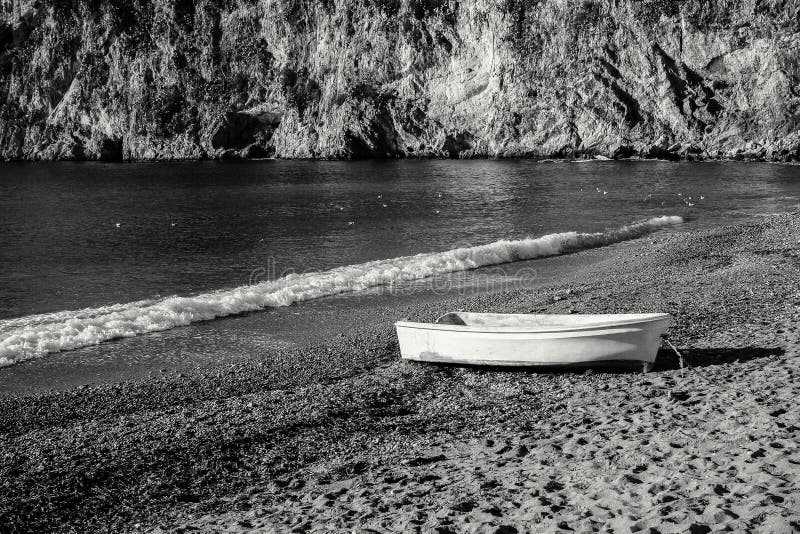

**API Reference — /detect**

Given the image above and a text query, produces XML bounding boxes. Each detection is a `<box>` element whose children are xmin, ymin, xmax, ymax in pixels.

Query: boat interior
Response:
<box><xmin>435</xmin><ymin>312</ymin><xmax>670</xmax><ymax>329</ymax></box>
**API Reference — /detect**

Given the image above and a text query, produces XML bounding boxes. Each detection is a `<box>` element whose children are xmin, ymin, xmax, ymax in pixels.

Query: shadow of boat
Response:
<box><xmin>411</xmin><ymin>346</ymin><xmax>786</xmax><ymax>374</ymax></box>
<box><xmin>652</xmin><ymin>346</ymin><xmax>785</xmax><ymax>371</ymax></box>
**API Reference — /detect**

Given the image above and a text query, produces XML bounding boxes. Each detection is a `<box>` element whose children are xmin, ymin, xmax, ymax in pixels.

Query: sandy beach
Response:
<box><xmin>1</xmin><ymin>212</ymin><xmax>798</xmax><ymax>533</ymax></box>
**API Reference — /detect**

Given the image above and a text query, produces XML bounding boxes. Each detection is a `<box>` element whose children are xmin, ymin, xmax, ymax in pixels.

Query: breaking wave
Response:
<box><xmin>0</xmin><ymin>216</ymin><xmax>682</xmax><ymax>366</ymax></box>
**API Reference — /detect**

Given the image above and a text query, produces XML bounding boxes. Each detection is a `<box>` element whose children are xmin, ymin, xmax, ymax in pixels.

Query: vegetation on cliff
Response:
<box><xmin>1</xmin><ymin>0</ymin><xmax>798</xmax><ymax>160</ymax></box>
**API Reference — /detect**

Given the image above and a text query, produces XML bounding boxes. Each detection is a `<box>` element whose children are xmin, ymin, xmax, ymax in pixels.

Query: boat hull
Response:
<box><xmin>395</xmin><ymin>313</ymin><xmax>670</xmax><ymax>368</ymax></box>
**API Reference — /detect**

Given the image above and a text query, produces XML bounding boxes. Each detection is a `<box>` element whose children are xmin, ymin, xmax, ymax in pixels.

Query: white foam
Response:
<box><xmin>0</xmin><ymin>216</ymin><xmax>683</xmax><ymax>366</ymax></box>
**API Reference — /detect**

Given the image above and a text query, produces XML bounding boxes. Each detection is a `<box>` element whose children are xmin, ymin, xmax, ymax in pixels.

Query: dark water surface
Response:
<box><xmin>2</xmin><ymin>159</ymin><xmax>798</xmax><ymax>319</ymax></box>
<box><xmin>0</xmin><ymin>160</ymin><xmax>798</xmax><ymax>390</ymax></box>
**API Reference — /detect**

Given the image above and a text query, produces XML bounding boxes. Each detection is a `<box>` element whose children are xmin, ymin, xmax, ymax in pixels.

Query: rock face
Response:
<box><xmin>1</xmin><ymin>0</ymin><xmax>799</xmax><ymax>161</ymax></box>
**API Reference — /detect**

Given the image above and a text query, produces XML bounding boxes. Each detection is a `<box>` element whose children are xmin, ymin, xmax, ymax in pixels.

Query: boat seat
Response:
<box><xmin>435</xmin><ymin>312</ymin><xmax>467</xmax><ymax>326</ymax></box>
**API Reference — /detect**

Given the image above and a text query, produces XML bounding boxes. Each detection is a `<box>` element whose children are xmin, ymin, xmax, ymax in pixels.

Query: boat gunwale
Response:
<box><xmin>395</xmin><ymin>313</ymin><xmax>671</xmax><ymax>334</ymax></box>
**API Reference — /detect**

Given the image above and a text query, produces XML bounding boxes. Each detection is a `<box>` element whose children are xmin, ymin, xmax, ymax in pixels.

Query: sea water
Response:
<box><xmin>0</xmin><ymin>160</ymin><xmax>798</xmax><ymax>388</ymax></box>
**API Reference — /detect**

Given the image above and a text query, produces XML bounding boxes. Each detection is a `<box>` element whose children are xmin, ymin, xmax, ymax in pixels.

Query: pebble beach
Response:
<box><xmin>1</xmin><ymin>212</ymin><xmax>799</xmax><ymax>533</ymax></box>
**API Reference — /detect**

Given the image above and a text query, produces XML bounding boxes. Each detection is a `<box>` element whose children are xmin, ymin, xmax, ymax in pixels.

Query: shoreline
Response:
<box><xmin>2</xmin><ymin>155</ymin><xmax>800</xmax><ymax>165</ymax></box>
<box><xmin>1</xmin><ymin>212</ymin><xmax>798</xmax><ymax>532</ymax></box>
<box><xmin>0</xmin><ymin>237</ymin><xmax>625</xmax><ymax>394</ymax></box>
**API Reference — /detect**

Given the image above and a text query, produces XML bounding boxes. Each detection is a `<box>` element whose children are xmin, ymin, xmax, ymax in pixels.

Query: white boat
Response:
<box><xmin>395</xmin><ymin>312</ymin><xmax>671</xmax><ymax>372</ymax></box>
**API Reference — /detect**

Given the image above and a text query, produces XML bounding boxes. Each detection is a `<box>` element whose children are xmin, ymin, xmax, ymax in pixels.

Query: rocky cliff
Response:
<box><xmin>1</xmin><ymin>0</ymin><xmax>799</xmax><ymax>161</ymax></box>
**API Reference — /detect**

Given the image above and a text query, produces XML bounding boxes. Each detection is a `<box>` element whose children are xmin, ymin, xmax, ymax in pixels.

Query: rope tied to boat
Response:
<box><xmin>663</xmin><ymin>336</ymin><xmax>685</xmax><ymax>376</ymax></box>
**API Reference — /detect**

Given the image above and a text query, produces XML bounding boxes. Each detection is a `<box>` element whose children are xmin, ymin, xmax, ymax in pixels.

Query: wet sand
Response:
<box><xmin>1</xmin><ymin>212</ymin><xmax>798</xmax><ymax>533</ymax></box>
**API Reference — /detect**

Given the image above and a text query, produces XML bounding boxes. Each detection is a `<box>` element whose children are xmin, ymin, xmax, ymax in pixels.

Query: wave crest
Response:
<box><xmin>0</xmin><ymin>216</ymin><xmax>682</xmax><ymax>366</ymax></box>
